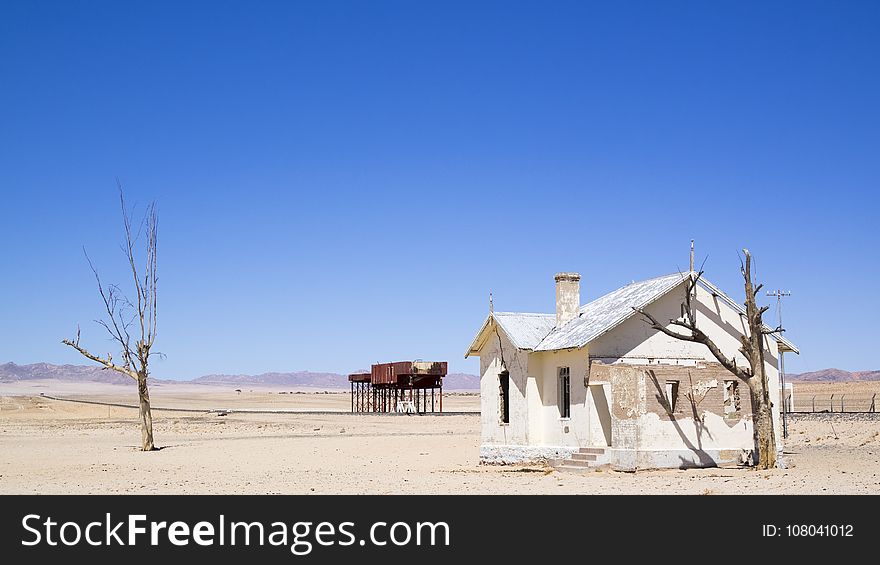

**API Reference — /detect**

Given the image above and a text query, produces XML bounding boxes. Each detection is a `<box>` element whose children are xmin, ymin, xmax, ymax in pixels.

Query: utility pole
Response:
<box><xmin>767</xmin><ymin>289</ymin><xmax>792</xmax><ymax>438</ymax></box>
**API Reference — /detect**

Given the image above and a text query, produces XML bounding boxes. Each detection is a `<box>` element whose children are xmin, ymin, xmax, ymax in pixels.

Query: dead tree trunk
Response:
<box><xmin>739</xmin><ymin>249</ymin><xmax>777</xmax><ymax>469</ymax></box>
<box><xmin>746</xmin><ymin>376</ymin><xmax>775</xmax><ymax>468</ymax></box>
<box><xmin>63</xmin><ymin>184</ymin><xmax>159</xmax><ymax>452</ymax></box>
<box><xmin>634</xmin><ymin>249</ymin><xmax>779</xmax><ymax>469</ymax></box>
<box><xmin>137</xmin><ymin>374</ymin><xmax>155</xmax><ymax>451</ymax></box>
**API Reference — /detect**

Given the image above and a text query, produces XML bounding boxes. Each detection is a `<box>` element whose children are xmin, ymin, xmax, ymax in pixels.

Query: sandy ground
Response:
<box><xmin>1</xmin><ymin>381</ymin><xmax>878</xmax><ymax>495</ymax></box>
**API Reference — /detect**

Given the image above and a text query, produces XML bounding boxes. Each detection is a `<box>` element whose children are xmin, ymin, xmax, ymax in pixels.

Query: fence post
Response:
<box><xmin>812</xmin><ymin>395</ymin><xmax>816</xmax><ymax>413</ymax></box>
<box><xmin>871</xmin><ymin>394</ymin><xmax>876</xmax><ymax>414</ymax></box>
<box><xmin>830</xmin><ymin>394</ymin><xmax>835</xmax><ymax>413</ymax></box>
<box><xmin>841</xmin><ymin>394</ymin><xmax>845</xmax><ymax>413</ymax></box>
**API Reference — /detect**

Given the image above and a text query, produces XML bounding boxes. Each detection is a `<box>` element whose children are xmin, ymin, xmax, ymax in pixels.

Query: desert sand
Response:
<box><xmin>1</xmin><ymin>380</ymin><xmax>878</xmax><ymax>495</ymax></box>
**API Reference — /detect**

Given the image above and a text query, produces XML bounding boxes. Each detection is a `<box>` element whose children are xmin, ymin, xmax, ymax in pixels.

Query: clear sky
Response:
<box><xmin>1</xmin><ymin>1</ymin><xmax>878</xmax><ymax>378</ymax></box>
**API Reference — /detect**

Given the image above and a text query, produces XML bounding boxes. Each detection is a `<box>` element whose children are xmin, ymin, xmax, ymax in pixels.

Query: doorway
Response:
<box><xmin>589</xmin><ymin>383</ymin><xmax>612</xmax><ymax>447</ymax></box>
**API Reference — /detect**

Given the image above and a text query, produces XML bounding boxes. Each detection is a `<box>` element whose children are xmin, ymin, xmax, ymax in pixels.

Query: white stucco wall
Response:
<box><xmin>479</xmin><ymin>322</ymin><xmax>530</xmax><ymax>447</ymax></box>
<box><xmin>527</xmin><ymin>348</ymin><xmax>591</xmax><ymax>448</ymax></box>
<box><xmin>635</xmin><ymin>412</ymin><xmax>754</xmax><ymax>451</ymax></box>
<box><xmin>589</xmin><ymin>280</ymin><xmax>783</xmax><ymax>450</ymax></box>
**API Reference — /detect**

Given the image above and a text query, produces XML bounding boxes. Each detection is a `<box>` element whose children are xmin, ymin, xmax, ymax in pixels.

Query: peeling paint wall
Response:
<box><xmin>601</xmin><ymin>362</ymin><xmax>644</xmax><ymax>451</ymax></box>
<box><xmin>590</xmin><ymin>281</ymin><xmax>783</xmax><ymax>450</ymax></box>
<box><xmin>480</xmin><ymin>445</ymin><xmax>577</xmax><ymax>465</ymax></box>
<box><xmin>594</xmin><ymin>361</ymin><xmax>755</xmax><ymax>468</ymax></box>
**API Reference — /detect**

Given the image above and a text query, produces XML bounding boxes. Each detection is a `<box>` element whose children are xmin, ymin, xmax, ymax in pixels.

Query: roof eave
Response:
<box><xmin>464</xmin><ymin>315</ymin><xmax>493</xmax><ymax>359</ymax></box>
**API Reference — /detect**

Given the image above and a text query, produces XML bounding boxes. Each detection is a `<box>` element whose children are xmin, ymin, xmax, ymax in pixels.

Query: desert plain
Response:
<box><xmin>1</xmin><ymin>379</ymin><xmax>878</xmax><ymax>495</ymax></box>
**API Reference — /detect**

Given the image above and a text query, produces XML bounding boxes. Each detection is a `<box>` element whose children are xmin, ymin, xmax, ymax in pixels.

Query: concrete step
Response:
<box><xmin>578</xmin><ymin>447</ymin><xmax>606</xmax><ymax>455</ymax></box>
<box><xmin>556</xmin><ymin>463</ymin><xmax>612</xmax><ymax>474</ymax></box>
<box><xmin>560</xmin><ymin>458</ymin><xmax>592</xmax><ymax>468</ymax></box>
<box><xmin>569</xmin><ymin>453</ymin><xmax>597</xmax><ymax>462</ymax></box>
<box><xmin>555</xmin><ymin>464</ymin><xmax>595</xmax><ymax>474</ymax></box>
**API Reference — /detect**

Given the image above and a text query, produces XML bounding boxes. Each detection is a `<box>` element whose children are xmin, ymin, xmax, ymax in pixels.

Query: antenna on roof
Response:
<box><xmin>489</xmin><ymin>292</ymin><xmax>494</xmax><ymax>314</ymax></box>
<box><xmin>689</xmin><ymin>239</ymin><xmax>695</xmax><ymax>272</ymax></box>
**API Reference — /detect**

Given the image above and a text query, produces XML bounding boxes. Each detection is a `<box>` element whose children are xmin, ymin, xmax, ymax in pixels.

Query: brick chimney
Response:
<box><xmin>554</xmin><ymin>272</ymin><xmax>580</xmax><ymax>327</ymax></box>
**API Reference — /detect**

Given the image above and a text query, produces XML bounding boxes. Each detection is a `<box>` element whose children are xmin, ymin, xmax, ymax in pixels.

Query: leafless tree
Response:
<box><xmin>634</xmin><ymin>250</ymin><xmax>779</xmax><ymax>469</ymax></box>
<box><xmin>62</xmin><ymin>186</ymin><xmax>158</xmax><ymax>451</ymax></box>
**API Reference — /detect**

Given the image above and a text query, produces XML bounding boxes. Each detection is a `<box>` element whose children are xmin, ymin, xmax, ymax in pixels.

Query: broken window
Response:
<box><xmin>724</xmin><ymin>380</ymin><xmax>741</xmax><ymax>416</ymax></box>
<box><xmin>499</xmin><ymin>371</ymin><xmax>510</xmax><ymax>424</ymax></box>
<box><xmin>665</xmin><ymin>381</ymin><xmax>679</xmax><ymax>413</ymax></box>
<box><xmin>558</xmin><ymin>367</ymin><xmax>571</xmax><ymax>418</ymax></box>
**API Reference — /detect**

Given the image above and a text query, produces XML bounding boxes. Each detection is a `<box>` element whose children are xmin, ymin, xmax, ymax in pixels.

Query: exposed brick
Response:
<box><xmin>590</xmin><ymin>360</ymin><xmax>752</xmax><ymax>425</ymax></box>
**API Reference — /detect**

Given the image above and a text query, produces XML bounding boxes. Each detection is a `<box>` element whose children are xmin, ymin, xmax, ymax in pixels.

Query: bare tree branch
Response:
<box><xmin>697</xmin><ymin>254</ymin><xmax>709</xmax><ymax>274</ymax></box>
<box><xmin>84</xmin><ymin>249</ymin><xmax>137</xmax><ymax>369</ymax></box>
<box><xmin>635</xmin><ymin>308</ymin><xmax>702</xmax><ymax>343</ymax></box>
<box><xmin>118</xmin><ymin>184</ymin><xmax>146</xmax><ymax>358</ymax></box>
<box><xmin>634</xmin><ymin>305</ymin><xmax>750</xmax><ymax>381</ymax></box>
<box><xmin>61</xmin><ymin>339</ymin><xmax>138</xmax><ymax>381</ymax></box>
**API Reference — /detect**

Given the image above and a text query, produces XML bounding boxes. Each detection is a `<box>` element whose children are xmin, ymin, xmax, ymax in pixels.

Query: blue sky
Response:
<box><xmin>1</xmin><ymin>1</ymin><xmax>878</xmax><ymax>378</ymax></box>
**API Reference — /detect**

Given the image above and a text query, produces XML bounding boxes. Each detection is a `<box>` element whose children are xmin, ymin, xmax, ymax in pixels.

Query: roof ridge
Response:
<box><xmin>613</xmin><ymin>270</ymin><xmax>687</xmax><ymax>289</ymax></box>
<box><xmin>579</xmin><ymin>271</ymin><xmax>686</xmax><ymax>311</ymax></box>
<box><xmin>494</xmin><ymin>311</ymin><xmax>553</xmax><ymax>317</ymax></box>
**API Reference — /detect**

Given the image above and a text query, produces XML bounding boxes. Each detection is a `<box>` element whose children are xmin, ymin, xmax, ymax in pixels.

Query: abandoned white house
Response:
<box><xmin>465</xmin><ymin>271</ymin><xmax>799</xmax><ymax>470</ymax></box>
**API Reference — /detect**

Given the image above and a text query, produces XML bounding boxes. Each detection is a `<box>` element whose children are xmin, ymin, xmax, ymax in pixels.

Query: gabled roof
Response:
<box><xmin>495</xmin><ymin>312</ymin><xmax>556</xmax><ymax>350</ymax></box>
<box><xmin>534</xmin><ymin>272</ymin><xmax>687</xmax><ymax>351</ymax></box>
<box><xmin>465</xmin><ymin>271</ymin><xmax>800</xmax><ymax>357</ymax></box>
<box><xmin>464</xmin><ymin>312</ymin><xmax>555</xmax><ymax>357</ymax></box>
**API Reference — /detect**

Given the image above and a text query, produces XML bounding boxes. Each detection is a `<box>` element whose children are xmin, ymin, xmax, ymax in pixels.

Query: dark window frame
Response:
<box><xmin>558</xmin><ymin>367</ymin><xmax>571</xmax><ymax>419</ymax></box>
<box><xmin>499</xmin><ymin>371</ymin><xmax>510</xmax><ymax>424</ymax></box>
<box><xmin>665</xmin><ymin>380</ymin><xmax>680</xmax><ymax>413</ymax></box>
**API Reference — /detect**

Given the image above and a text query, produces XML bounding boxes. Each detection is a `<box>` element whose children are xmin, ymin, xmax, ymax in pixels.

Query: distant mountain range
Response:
<box><xmin>0</xmin><ymin>362</ymin><xmax>481</xmax><ymax>390</ymax></box>
<box><xmin>786</xmin><ymin>369</ymin><xmax>880</xmax><ymax>382</ymax></box>
<box><xmin>0</xmin><ymin>362</ymin><xmax>135</xmax><ymax>385</ymax></box>
<box><xmin>193</xmin><ymin>371</ymin><xmax>349</xmax><ymax>388</ymax></box>
<box><xmin>8</xmin><ymin>362</ymin><xmax>874</xmax><ymax>388</ymax></box>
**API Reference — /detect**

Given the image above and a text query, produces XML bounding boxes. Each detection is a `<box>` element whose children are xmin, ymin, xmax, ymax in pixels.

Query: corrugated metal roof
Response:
<box><xmin>534</xmin><ymin>272</ymin><xmax>687</xmax><ymax>351</ymax></box>
<box><xmin>465</xmin><ymin>271</ymin><xmax>800</xmax><ymax>357</ymax></box>
<box><xmin>493</xmin><ymin>312</ymin><xmax>556</xmax><ymax>350</ymax></box>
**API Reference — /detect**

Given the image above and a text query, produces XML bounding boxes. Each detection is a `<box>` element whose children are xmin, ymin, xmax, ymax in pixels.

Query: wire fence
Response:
<box><xmin>788</xmin><ymin>392</ymin><xmax>878</xmax><ymax>413</ymax></box>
